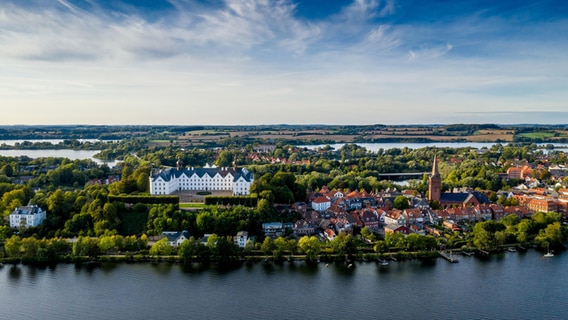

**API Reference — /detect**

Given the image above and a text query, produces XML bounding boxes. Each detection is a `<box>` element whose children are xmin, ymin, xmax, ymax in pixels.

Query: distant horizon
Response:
<box><xmin>1</xmin><ymin>120</ymin><xmax>568</xmax><ymax>127</ymax></box>
<box><xmin>1</xmin><ymin>0</ymin><xmax>567</xmax><ymax>125</ymax></box>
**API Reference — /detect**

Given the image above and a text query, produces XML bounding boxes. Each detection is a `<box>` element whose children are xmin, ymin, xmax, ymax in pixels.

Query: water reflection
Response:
<box><xmin>149</xmin><ymin>261</ymin><xmax>175</xmax><ymax>276</ymax></box>
<box><xmin>8</xmin><ymin>265</ymin><xmax>22</xmax><ymax>281</ymax></box>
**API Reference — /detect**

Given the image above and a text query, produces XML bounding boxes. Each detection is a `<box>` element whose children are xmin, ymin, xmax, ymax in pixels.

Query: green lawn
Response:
<box><xmin>180</xmin><ymin>203</ymin><xmax>207</xmax><ymax>208</ymax></box>
<box><xmin>516</xmin><ymin>132</ymin><xmax>555</xmax><ymax>139</ymax></box>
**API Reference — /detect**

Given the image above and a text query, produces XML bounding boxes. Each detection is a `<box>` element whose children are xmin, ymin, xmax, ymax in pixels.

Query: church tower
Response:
<box><xmin>428</xmin><ymin>154</ymin><xmax>441</xmax><ymax>202</ymax></box>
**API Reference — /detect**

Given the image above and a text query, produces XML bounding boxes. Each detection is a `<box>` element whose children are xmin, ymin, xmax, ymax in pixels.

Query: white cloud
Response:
<box><xmin>0</xmin><ymin>0</ymin><xmax>566</xmax><ymax>125</ymax></box>
<box><xmin>408</xmin><ymin>43</ymin><xmax>453</xmax><ymax>60</ymax></box>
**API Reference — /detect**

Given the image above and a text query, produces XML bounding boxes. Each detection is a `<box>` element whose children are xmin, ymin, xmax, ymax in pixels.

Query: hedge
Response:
<box><xmin>108</xmin><ymin>195</ymin><xmax>179</xmax><ymax>205</ymax></box>
<box><xmin>203</xmin><ymin>195</ymin><xmax>258</xmax><ymax>206</ymax></box>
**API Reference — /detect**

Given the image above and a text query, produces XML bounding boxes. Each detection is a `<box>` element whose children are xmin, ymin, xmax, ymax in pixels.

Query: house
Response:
<box><xmin>162</xmin><ymin>230</ymin><xmax>190</xmax><ymax>247</ymax></box>
<box><xmin>507</xmin><ymin>167</ymin><xmax>523</xmax><ymax>179</ymax></box>
<box><xmin>384</xmin><ymin>209</ymin><xmax>407</xmax><ymax>226</ymax></box>
<box><xmin>404</xmin><ymin>208</ymin><xmax>423</xmax><ymax>224</ymax></box>
<box><xmin>324</xmin><ymin>228</ymin><xmax>336</xmax><ymax>241</ymax></box>
<box><xmin>9</xmin><ymin>205</ymin><xmax>46</xmax><ymax>228</ymax></box>
<box><xmin>262</xmin><ymin>222</ymin><xmax>284</xmax><ymax>238</ymax></box>
<box><xmin>384</xmin><ymin>224</ymin><xmax>411</xmax><ymax>235</ymax></box>
<box><xmin>294</xmin><ymin>220</ymin><xmax>315</xmax><ymax>236</ymax></box>
<box><xmin>149</xmin><ymin>163</ymin><xmax>254</xmax><ymax>196</ymax></box>
<box><xmin>443</xmin><ymin>221</ymin><xmax>461</xmax><ymax>231</ymax></box>
<box><xmin>311</xmin><ymin>196</ymin><xmax>331</xmax><ymax>212</ymax></box>
<box><xmin>358</xmin><ymin>208</ymin><xmax>380</xmax><ymax>231</ymax></box>
<box><xmin>525</xmin><ymin>198</ymin><xmax>558</xmax><ymax>213</ymax></box>
<box><xmin>233</xmin><ymin>231</ymin><xmax>249</xmax><ymax>248</ymax></box>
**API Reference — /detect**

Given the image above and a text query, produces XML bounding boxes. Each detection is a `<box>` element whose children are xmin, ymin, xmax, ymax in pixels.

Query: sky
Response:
<box><xmin>1</xmin><ymin>0</ymin><xmax>567</xmax><ymax>126</ymax></box>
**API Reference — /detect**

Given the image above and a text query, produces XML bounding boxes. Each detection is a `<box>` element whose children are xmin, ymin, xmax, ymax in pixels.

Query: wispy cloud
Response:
<box><xmin>0</xmin><ymin>0</ymin><xmax>567</xmax><ymax>125</ymax></box>
<box><xmin>408</xmin><ymin>43</ymin><xmax>453</xmax><ymax>60</ymax></box>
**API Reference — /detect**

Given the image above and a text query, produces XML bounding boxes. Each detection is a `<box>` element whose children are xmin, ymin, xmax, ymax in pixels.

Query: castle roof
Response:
<box><xmin>150</xmin><ymin>167</ymin><xmax>253</xmax><ymax>183</ymax></box>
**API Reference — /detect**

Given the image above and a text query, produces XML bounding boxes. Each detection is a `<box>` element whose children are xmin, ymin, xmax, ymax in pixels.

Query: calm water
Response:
<box><xmin>0</xmin><ymin>250</ymin><xmax>565</xmax><ymax>320</ymax></box>
<box><xmin>298</xmin><ymin>142</ymin><xmax>568</xmax><ymax>153</ymax></box>
<box><xmin>0</xmin><ymin>139</ymin><xmax>102</xmax><ymax>146</ymax></box>
<box><xmin>0</xmin><ymin>149</ymin><xmax>118</xmax><ymax>166</ymax></box>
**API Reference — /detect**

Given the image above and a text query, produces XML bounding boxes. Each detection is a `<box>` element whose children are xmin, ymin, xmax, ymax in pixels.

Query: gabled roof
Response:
<box><xmin>312</xmin><ymin>196</ymin><xmax>331</xmax><ymax>204</ymax></box>
<box><xmin>13</xmin><ymin>205</ymin><xmax>44</xmax><ymax>215</ymax></box>
<box><xmin>150</xmin><ymin>167</ymin><xmax>253</xmax><ymax>183</ymax></box>
<box><xmin>162</xmin><ymin>230</ymin><xmax>190</xmax><ymax>242</ymax></box>
<box><xmin>440</xmin><ymin>191</ymin><xmax>490</xmax><ymax>204</ymax></box>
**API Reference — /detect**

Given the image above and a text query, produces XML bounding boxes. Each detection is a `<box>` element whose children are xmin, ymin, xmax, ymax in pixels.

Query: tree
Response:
<box><xmin>178</xmin><ymin>237</ymin><xmax>202</xmax><ymax>262</ymax></box>
<box><xmin>473</xmin><ymin>222</ymin><xmax>495</xmax><ymax>251</ymax></box>
<box><xmin>1</xmin><ymin>189</ymin><xmax>26</xmax><ymax>215</ymax></box>
<box><xmin>4</xmin><ymin>235</ymin><xmax>22</xmax><ymax>258</ymax></box>
<box><xmin>407</xmin><ymin>233</ymin><xmax>426</xmax><ymax>251</ymax></box>
<box><xmin>0</xmin><ymin>225</ymin><xmax>11</xmax><ymax>239</ymax></box>
<box><xmin>149</xmin><ymin>238</ymin><xmax>173</xmax><ymax>256</ymax></box>
<box><xmin>393</xmin><ymin>195</ymin><xmax>410</xmax><ymax>210</ymax></box>
<box><xmin>1</xmin><ymin>164</ymin><xmax>14</xmax><ymax>177</ymax></box>
<box><xmin>385</xmin><ymin>232</ymin><xmax>407</xmax><ymax>249</ymax></box>
<box><xmin>72</xmin><ymin>236</ymin><xmax>99</xmax><ymax>257</ymax></box>
<box><xmin>261</xmin><ymin>237</ymin><xmax>275</xmax><ymax>256</ymax></box>
<box><xmin>21</xmin><ymin>237</ymin><xmax>39</xmax><ymax>260</ymax></box>
<box><xmin>374</xmin><ymin>240</ymin><xmax>388</xmax><ymax>254</ymax></box>
<box><xmin>298</xmin><ymin>236</ymin><xmax>321</xmax><ymax>262</ymax></box>
<box><xmin>273</xmin><ymin>237</ymin><xmax>287</xmax><ymax>260</ymax></box>
<box><xmin>98</xmin><ymin>234</ymin><xmax>116</xmax><ymax>255</ymax></box>
<box><xmin>330</xmin><ymin>233</ymin><xmax>357</xmax><ymax>257</ymax></box>
<box><xmin>360</xmin><ymin>227</ymin><xmax>376</xmax><ymax>242</ymax></box>
<box><xmin>535</xmin><ymin>222</ymin><xmax>563</xmax><ymax>247</ymax></box>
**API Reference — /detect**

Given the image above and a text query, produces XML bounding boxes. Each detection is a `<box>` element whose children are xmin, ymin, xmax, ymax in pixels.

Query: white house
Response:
<box><xmin>311</xmin><ymin>196</ymin><xmax>331</xmax><ymax>212</ymax></box>
<box><xmin>162</xmin><ymin>230</ymin><xmax>191</xmax><ymax>247</ymax></box>
<box><xmin>233</xmin><ymin>231</ymin><xmax>249</xmax><ymax>248</ymax></box>
<box><xmin>10</xmin><ymin>205</ymin><xmax>46</xmax><ymax>228</ymax></box>
<box><xmin>149</xmin><ymin>166</ymin><xmax>254</xmax><ymax>196</ymax></box>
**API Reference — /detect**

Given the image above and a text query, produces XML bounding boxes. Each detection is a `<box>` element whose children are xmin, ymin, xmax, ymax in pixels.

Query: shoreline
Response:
<box><xmin>2</xmin><ymin>247</ymin><xmax>552</xmax><ymax>267</ymax></box>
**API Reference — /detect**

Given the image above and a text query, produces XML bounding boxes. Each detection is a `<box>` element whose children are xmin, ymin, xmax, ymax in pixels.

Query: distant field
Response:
<box><xmin>150</xmin><ymin>125</ymin><xmax>568</xmax><ymax>146</ymax></box>
<box><xmin>517</xmin><ymin>132</ymin><xmax>555</xmax><ymax>139</ymax></box>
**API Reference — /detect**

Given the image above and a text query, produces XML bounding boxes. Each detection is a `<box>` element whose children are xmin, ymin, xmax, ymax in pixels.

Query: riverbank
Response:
<box><xmin>0</xmin><ymin>248</ymin><xmax>536</xmax><ymax>266</ymax></box>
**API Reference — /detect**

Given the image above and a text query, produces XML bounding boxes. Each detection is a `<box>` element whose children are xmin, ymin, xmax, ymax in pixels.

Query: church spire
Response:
<box><xmin>432</xmin><ymin>153</ymin><xmax>440</xmax><ymax>177</ymax></box>
<box><xmin>428</xmin><ymin>152</ymin><xmax>441</xmax><ymax>202</ymax></box>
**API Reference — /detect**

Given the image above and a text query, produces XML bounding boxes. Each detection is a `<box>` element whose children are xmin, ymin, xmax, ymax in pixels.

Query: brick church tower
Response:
<box><xmin>428</xmin><ymin>154</ymin><xmax>441</xmax><ymax>202</ymax></box>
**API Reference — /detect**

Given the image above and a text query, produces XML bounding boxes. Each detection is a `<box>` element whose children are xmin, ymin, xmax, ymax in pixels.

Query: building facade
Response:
<box><xmin>10</xmin><ymin>205</ymin><xmax>46</xmax><ymax>228</ymax></box>
<box><xmin>149</xmin><ymin>165</ymin><xmax>254</xmax><ymax>196</ymax></box>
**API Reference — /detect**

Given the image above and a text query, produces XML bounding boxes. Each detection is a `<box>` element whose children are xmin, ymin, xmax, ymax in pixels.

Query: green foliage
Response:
<box><xmin>72</xmin><ymin>236</ymin><xmax>99</xmax><ymax>257</ymax></box>
<box><xmin>4</xmin><ymin>235</ymin><xmax>22</xmax><ymax>258</ymax></box>
<box><xmin>203</xmin><ymin>195</ymin><xmax>257</xmax><ymax>207</ymax></box>
<box><xmin>298</xmin><ymin>236</ymin><xmax>321</xmax><ymax>262</ymax></box>
<box><xmin>178</xmin><ymin>237</ymin><xmax>203</xmax><ymax>262</ymax></box>
<box><xmin>329</xmin><ymin>233</ymin><xmax>357</xmax><ymax>256</ymax></box>
<box><xmin>149</xmin><ymin>238</ymin><xmax>173</xmax><ymax>256</ymax></box>
<box><xmin>146</xmin><ymin>204</ymin><xmax>183</xmax><ymax>236</ymax></box>
<box><xmin>108</xmin><ymin>195</ymin><xmax>179</xmax><ymax>205</ymax></box>
<box><xmin>261</xmin><ymin>237</ymin><xmax>275</xmax><ymax>256</ymax></box>
<box><xmin>393</xmin><ymin>195</ymin><xmax>410</xmax><ymax>210</ymax></box>
<box><xmin>251</xmin><ymin>172</ymin><xmax>305</xmax><ymax>204</ymax></box>
<box><xmin>360</xmin><ymin>227</ymin><xmax>376</xmax><ymax>241</ymax></box>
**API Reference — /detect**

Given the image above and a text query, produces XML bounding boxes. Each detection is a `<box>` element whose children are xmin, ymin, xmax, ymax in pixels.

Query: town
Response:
<box><xmin>1</xmin><ymin>125</ymin><xmax>567</xmax><ymax>264</ymax></box>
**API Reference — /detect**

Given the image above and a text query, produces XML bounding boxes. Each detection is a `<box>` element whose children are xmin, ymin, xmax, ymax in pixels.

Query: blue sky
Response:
<box><xmin>1</xmin><ymin>0</ymin><xmax>567</xmax><ymax>125</ymax></box>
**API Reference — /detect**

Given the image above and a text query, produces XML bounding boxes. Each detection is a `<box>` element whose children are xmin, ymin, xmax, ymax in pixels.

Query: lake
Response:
<box><xmin>0</xmin><ymin>139</ymin><xmax>103</xmax><ymax>146</ymax></box>
<box><xmin>0</xmin><ymin>149</ymin><xmax>118</xmax><ymax>166</ymax></box>
<box><xmin>298</xmin><ymin>142</ymin><xmax>568</xmax><ymax>153</ymax></box>
<box><xmin>0</xmin><ymin>249</ymin><xmax>564</xmax><ymax>320</ymax></box>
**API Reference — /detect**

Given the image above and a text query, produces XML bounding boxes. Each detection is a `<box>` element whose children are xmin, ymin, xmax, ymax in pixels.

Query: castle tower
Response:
<box><xmin>176</xmin><ymin>158</ymin><xmax>183</xmax><ymax>171</ymax></box>
<box><xmin>428</xmin><ymin>154</ymin><xmax>441</xmax><ymax>202</ymax></box>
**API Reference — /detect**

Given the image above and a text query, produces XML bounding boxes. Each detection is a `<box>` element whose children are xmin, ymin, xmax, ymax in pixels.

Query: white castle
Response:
<box><xmin>149</xmin><ymin>161</ymin><xmax>254</xmax><ymax>196</ymax></box>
